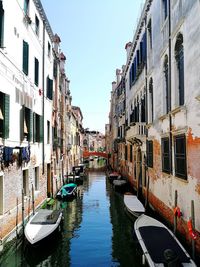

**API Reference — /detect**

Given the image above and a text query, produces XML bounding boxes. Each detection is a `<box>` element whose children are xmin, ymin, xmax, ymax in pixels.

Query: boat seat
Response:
<box><xmin>30</xmin><ymin>210</ymin><xmax>61</xmax><ymax>225</ymax></box>
<box><xmin>138</xmin><ymin>226</ymin><xmax>190</xmax><ymax>264</ymax></box>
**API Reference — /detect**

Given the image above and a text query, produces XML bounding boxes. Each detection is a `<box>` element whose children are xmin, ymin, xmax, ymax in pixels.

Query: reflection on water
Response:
<box><xmin>0</xmin><ymin>167</ymin><xmax>144</xmax><ymax>267</ymax></box>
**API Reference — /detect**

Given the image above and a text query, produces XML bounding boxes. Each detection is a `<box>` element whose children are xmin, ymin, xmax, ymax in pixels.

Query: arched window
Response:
<box><xmin>164</xmin><ymin>55</ymin><xmax>169</xmax><ymax>113</ymax></box>
<box><xmin>149</xmin><ymin>78</ymin><xmax>153</xmax><ymax>123</ymax></box>
<box><xmin>175</xmin><ymin>33</ymin><xmax>184</xmax><ymax>106</ymax></box>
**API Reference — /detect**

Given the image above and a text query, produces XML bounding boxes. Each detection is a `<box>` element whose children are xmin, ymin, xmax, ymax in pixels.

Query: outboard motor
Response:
<box><xmin>164</xmin><ymin>249</ymin><xmax>181</xmax><ymax>267</ymax></box>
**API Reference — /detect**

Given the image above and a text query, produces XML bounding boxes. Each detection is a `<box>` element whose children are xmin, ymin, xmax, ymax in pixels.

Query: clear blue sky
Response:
<box><xmin>41</xmin><ymin>0</ymin><xmax>144</xmax><ymax>133</ymax></box>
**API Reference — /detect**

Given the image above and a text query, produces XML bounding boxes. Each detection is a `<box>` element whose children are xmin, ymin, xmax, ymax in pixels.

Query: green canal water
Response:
<box><xmin>0</xmin><ymin>163</ymin><xmax>144</xmax><ymax>266</ymax></box>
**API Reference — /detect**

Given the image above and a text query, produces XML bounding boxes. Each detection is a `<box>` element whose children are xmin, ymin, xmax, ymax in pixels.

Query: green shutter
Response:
<box><xmin>34</xmin><ymin>58</ymin><xmax>39</xmax><ymax>86</ymax></box>
<box><xmin>33</xmin><ymin>112</ymin><xmax>36</xmax><ymax>142</ymax></box>
<box><xmin>39</xmin><ymin>115</ymin><xmax>43</xmax><ymax>143</ymax></box>
<box><xmin>23</xmin><ymin>40</ymin><xmax>29</xmax><ymax>75</ymax></box>
<box><xmin>49</xmin><ymin>79</ymin><xmax>53</xmax><ymax>100</ymax></box>
<box><xmin>0</xmin><ymin>2</ymin><xmax>4</xmax><ymax>48</ymax></box>
<box><xmin>28</xmin><ymin>109</ymin><xmax>33</xmax><ymax>141</ymax></box>
<box><xmin>20</xmin><ymin>105</ymin><xmax>24</xmax><ymax>141</ymax></box>
<box><xmin>3</xmin><ymin>93</ymin><xmax>9</xmax><ymax>139</ymax></box>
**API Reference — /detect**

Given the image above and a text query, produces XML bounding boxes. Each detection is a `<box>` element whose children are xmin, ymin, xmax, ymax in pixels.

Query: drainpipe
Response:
<box><xmin>144</xmin><ymin>15</ymin><xmax>149</xmax><ymax>207</ymax></box>
<box><xmin>168</xmin><ymin>0</ymin><xmax>172</xmax><ymax>173</ymax></box>
<box><xmin>42</xmin><ymin>20</ymin><xmax>45</xmax><ymax>174</ymax></box>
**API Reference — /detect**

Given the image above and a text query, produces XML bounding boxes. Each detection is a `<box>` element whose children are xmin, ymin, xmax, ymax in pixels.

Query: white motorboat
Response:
<box><xmin>124</xmin><ymin>194</ymin><xmax>145</xmax><ymax>217</ymax></box>
<box><xmin>134</xmin><ymin>214</ymin><xmax>196</xmax><ymax>266</ymax></box>
<box><xmin>25</xmin><ymin>209</ymin><xmax>62</xmax><ymax>245</ymax></box>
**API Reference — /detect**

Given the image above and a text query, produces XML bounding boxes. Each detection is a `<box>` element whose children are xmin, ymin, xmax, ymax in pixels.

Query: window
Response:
<box><xmin>34</xmin><ymin>58</ymin><xmax>39</xmax><ymax>86</ymax></box>
<box><xmin>46</xmin><ymin>76</ymin><xmax>53</xmax><ymax>100</ymax></box>
<box><xmin>147</xmin><ymin>19</ymin><xmax>152</xmax><ymax>50</ymax></box>
<box><xmin>23</xmin><ymin>169</ymin><xmax>29</xmax><ymax>196</ymax></box>
<box><xmin>0</xmin><ymin>92</ymin><xmax>10</xmax><ymax>139</ymax></box>
<box><xmin>174</xmin><ymin>135</ymin><xmax>187</xmax><ymax>179</ymax></box>
<box><xmin>0</xmin><ymin>175</ymin><xmax>3</xmax><ymax>215</ymax></box>
<box><xmin>164</xmin><ymin>55</ymin><xmax>169</xmax><ymax>113</ymax></box>
<box><xmin>34</xmin><ymin>167</ymin><xmax>39</xmax><ymax>191</ymax></box>
<box><xmin>33</xmin><ymin>113</ymin><xmax>43</xmax><ymax>143</ymax></box>
<box><xmin>149</xmin><ymin>78</ymin><xmax>153</xmax><ymax>123</ymax></box>
<box><xmin>161</xmin><ymin>137</ymin><xmax>171</xmax><ymax>173</ymax></box>
<box><xmin>35</xmin><ymin>15</ymin><xmax>39</xmax><ymax>36</ymax></box>
<box><xmin>24</xmin><ymin>0</ymin><xmax>29</xmax><ymax>15</ymax></box>
<box><xmin>0</xmin><ymin>1</ymin><xmax>4</xmax><ymax>48</ymax></box>
<box><xmin>175</xmin><ymin>33</ymin><xmax>184</xmax><ymax>106</ymax></box>
<box><xmin>20</xmin><ymin>106</ymin><xmax>33</xmax><ymax>142</ymax></box>
<box><xmin>130</xmin><ymin>145</ymin><xmax>133</xmax><ymax>162</ymax></box>
<box><xmin>23</xmin><ymin>40</ymin><xmax>29</xmax><ymax>75</ymax></box>
<box><xmin>162</xmin><ymin>0</ymin><xmax>168</xmax><ymax>20</ymax></box>
<box><xmin>147</xmin><ymin>140</ymin><xmax>153</xmax><ymax>167</ymax></box>
<box><xmin>47</xmin><ymin>120</ymin><xmax>50</xmax><ymax>144</ymax></box>
<box><xmin>141</xmin><ymin>94</ymin><xmax>146</xmax><ymax>123</ymax></box>
<box><xmin>48</xmin><ymin>42</ymin><xmax>51</xmax><ymax>57</ymax></box>
<box><xmin>125</xmin><ymin>145</ymin><xmax>127</xmax><ymax>161</ymax></box>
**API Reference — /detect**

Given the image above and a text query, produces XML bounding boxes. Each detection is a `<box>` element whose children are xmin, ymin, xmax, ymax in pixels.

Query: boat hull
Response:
<box><xmin>134</xmin><ymin>214</ymin><xmax>196</xmax><ymax>267</ymax></box>
<box><xmin>124</xmin><ymin>194</ymin><xmax>145</xmax><ymax>218</ymax></box>
<box><xmin>25</xmin><ymin>210</ymin><xmax>63</xmax><ymax>246</ymax></box>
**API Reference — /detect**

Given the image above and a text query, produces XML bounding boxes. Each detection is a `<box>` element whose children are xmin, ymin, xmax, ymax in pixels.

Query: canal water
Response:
<box><xmin>0</xmin><ymin>161</ymin><xmax>144</xmax><ymax>267</ymax></box>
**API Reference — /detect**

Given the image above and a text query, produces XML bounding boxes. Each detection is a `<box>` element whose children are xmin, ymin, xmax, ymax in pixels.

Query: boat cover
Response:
<box><xmin>124</xmin><ymin>195</ymin><xmax>145</xmax><ymax>213</ymax></box>
<box><xmin>139</xmin><ymin>226</ymin><xmax>190</xmax><ymax>263</ymax></box>
<box><xmin>30</xmin><ymin>210</ymin><xmax>61</xmax><ymax>225</ymax></box>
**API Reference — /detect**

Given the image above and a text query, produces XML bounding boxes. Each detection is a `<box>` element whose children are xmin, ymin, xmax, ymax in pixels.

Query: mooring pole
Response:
<box><xmin>32</xmin><ymin>184</ymin><xmax>35</xmax><ymax>215</ymax></box>
<box><xmin>22</xmin><ymin>189</ymin><xmax>25</xmax><ymax>233</ymax></box>
<box><xmin>191</xmin><ymin>200</ymin><xmax>195</xmax><ymax>260</ymax></box>
<box><xmin>173</xmin><ymin>190</ymin><xmax>178</xmax><ymax>234</ymax></box>
<box><xmin>16</xmin><ymin>197</ymin><xmax>19</xmax><ymax>237</ymax></box>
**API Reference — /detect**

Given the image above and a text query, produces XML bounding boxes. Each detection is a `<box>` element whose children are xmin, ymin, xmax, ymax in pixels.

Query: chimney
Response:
<box><xmin>112</xmin><ymin>81</ymin><xmax>116</xmax><ymax>92</ymax></box>
<box><xmin>125</xmin><ymin>42</ymin><xmax>132</xmax><ymax>59</ymax></box>
<box><xmin>116</xmin><ymin>69</ymin><xmax>121</xmax><ymax>85</ymax></box>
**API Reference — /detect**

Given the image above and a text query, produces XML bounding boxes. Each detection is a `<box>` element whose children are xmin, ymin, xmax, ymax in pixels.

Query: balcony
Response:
<box><xmin>126</xmin><ymin>122</ymin><xmax>146</xmax><ymax>141</ymax></box>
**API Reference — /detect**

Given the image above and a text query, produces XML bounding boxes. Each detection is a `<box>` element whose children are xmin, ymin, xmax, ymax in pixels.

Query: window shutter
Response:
<box><xmin>28</xmin><ymin>109</ymin><xmax>33</xmax><ymax>141</ymax></box>
<box><xmin>33</xmin><ymin>112</ymin><xmax>36</xmax><ymax>142</ymax></box>
<box><xmin>23</xmin><ymin>40</ymin><xmax>29</xmax><ymax>75</ymax></box>
<box><xmin>49</xmin><ymin>79</ymin><xmax>53</xmax><ymax>100</ymax></box>
<box><xmin>3</xmin><ymin>93</ymin><xmax>9</xmax><ymax>139</ymax></box>
<box><xmin>0</xmin><ymin>2</ymin><xmax>4</xmax><ymax>48</ymax></box>
<box><xmin>20</xmin><ymin>105</ymin><xmax>25</xmax><ymax>141</ymax></box>
<box><xmin>39</xmin><ymin>115</ymin><xmax>43</xmax><ymax>142</ymax></box>
<box><xmin>34</xmin><ymin>58</ymin><xmax>39</xmax><ymax>86</ymax></box>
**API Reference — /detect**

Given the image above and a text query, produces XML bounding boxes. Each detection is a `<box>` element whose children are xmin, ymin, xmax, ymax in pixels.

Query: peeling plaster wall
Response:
<box><xmin>147</xmin><ymin>0</ymin><xmax>200</xmax><ymax>241</ymax></box>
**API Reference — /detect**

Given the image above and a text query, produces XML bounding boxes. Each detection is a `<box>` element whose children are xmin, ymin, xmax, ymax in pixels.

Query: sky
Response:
<box><xmin>41</xmin><ymin>0</ymin><xmax>145</xmax><ymax>134</ymax></box>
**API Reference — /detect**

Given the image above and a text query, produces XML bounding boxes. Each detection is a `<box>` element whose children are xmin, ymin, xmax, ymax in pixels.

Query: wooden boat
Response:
<box><xmin>67</xmin><ymin>174</ymin><xmax>83</xmax><ymax>184</ymax></box>
<box><xmin>108</xmin><ymin>172</ymin><xmax>121</xmax><ymax>183</ymax></box>
<box><xmin>25</xmin><ymin>209</ymin><xmax>63</xmax><ymax>245</ymax></box>
<box><xmin>56</xmin><ymin>183</ymin><xmax>77</xmax><ymax>199</ymax></box>
<box><xmin>113</xmin><ymin>179</ymin><xmax>127</xmax><ymax>191</ymax></box>
<box><xmin>124</xmin><ymin>194</ymin><xmax>145</xmax><ymax>217</ymax></box>
<box><xmin>134</xmin><ymin>214</ymin><xmax>196</xmax><ymax>266</ymax></box>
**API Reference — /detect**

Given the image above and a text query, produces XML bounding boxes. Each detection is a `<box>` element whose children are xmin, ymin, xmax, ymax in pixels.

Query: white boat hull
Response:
<box><xmin>134</xmin><ymin>214</ymin><xmax>196</xmax><ymax>267</ymax></box>
<box><xmin>25</xmin><ymin>209</ymin><xmax>62</xmax><ymax>245</ymax></box>
<box><xmin>124</xmin><ymin>194</ymin><xmax>145</xmax><ymax>217</ymax></box>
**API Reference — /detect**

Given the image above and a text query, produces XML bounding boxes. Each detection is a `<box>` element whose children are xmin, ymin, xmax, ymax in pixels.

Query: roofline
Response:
<box><xmin>33</xmin><ymin>0</ymin><xmax>54</xmax><ymax>42</ymax></box>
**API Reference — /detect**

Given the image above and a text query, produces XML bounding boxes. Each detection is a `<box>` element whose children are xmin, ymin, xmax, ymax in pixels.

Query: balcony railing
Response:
<box><xmin>126</xmin><ymin>122</ymin><xmax>146</xmax><ymax>140</ymax></box>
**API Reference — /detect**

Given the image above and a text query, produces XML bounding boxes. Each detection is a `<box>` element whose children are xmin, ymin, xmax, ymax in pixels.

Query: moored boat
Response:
<box><xmin>124</xmin><ymin>194</ymin><xmax>145</xmax><ymax>217</ymax></box>
<box><xmin>134</xmin><ymin>214</ymin><xmax>196</xmax><ymax>266</ymax></box>
<box><xmin>56</xmin><ymin>183</ymin><xmax>77</xmax><ymax>199</ymax></box>
<box><xmin>25</xmin><ymin>209</ymin><xmax>63</xmax><ymax>245</ymax></box>
<box><xmin>108</xmin><ymin>172</ymin><xmax>121</xmax><ymax>183</ymax></box>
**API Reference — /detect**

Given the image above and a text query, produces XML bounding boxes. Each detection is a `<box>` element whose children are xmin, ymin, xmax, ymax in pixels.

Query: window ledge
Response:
<box><xmin>195</xmin><ymin>95</ymin><xmax>200</xmax><ymax>102</ymax></box>
<box><xmin>159</xmin><ymin>114</ymin><xmax>169</xmax><ymax>121</ymax></box>
<box><xmin>146</xmin><ymin>123</ymin><xmax>153</xmax><ymax>129</ymax></box>
<box><xmin>170</xmin><ymin>105</ymin><xmax>186</xmax><ymax>115</ymax></box>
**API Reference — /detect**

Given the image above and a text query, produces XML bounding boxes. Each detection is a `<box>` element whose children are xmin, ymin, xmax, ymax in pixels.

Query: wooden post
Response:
<box><xmin>32</xmin><ymin>184</ymin><xmax>35</xmax><ymax>215</ymax></box>
<box><xmin>73</xmin><ymin>171</ymin><xmax>75</xmax><ymax>183</ymax></box>
<box><xmin>22</xmin><ymin>189</ymin><xmax>25</xmax><ymax>232</ymax></box>
<box><xmin>16</xmin><ymin>197</ymin><xmax>19</xmax><ymax>237</ymax></box>
<box><xmin>191</xmin><ymin>200</ymin><xmax>195</xmax><ymax>260</ymax></box>
<box><xmin>145</xmin><ymin>172</ymin><xmax>149</xmax><ymax>209</ymax></box>
<box><xmin>173</xmin><ymin>190</ymin><xmax>178</xmax><ymax>234</ymax></box>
